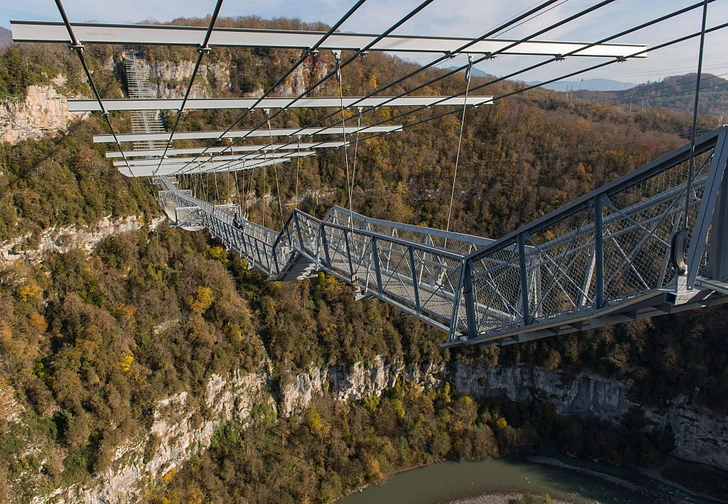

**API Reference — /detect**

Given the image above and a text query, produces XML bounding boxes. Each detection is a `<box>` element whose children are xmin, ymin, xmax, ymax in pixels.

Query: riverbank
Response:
<box><xmin>450</xmin><ymin>493</ymin><xmax>572</xmax><ymax>504</ymax></box>
<box><xmin>528</xmin><ymin>455</ymin><xmax>727</xmax><ymax>504</ymax></box>
<box><xmin>638</xmin><ymin>457</ymin><xmax>728</xmax><ymax>504</ymax></box>
<box><xmin>338</xmin><ymin>456</ymin><xmax>657</xmax><ymax>504</ymax></box>
<box><xmin>527</xmin><ymin>456</ymin><xmax>652</xmax><ymax>494</ymax></box>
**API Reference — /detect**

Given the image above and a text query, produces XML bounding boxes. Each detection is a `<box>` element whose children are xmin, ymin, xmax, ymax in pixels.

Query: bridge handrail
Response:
<box><xmin>456</xmin><ymin>126</ymin><xmax>728</xmax><ymax>345</ymax></box>
<box><xmin>153</xmin><ymin>127</ymin><xmax>728</xmax><ymax>348</ymax></box>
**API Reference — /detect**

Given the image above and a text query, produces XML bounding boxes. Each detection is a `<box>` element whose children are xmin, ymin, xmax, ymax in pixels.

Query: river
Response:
<box><xmin>339</xmin><ymin>456</ymin><xmax>722</xmax><ymax>504</ymax></box>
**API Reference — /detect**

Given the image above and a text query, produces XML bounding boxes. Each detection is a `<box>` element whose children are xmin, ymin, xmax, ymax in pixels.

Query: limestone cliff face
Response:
<box><xmin>142</xmin><ymin>58</ymin><xmax>312</xmax><ymax>99</ymax></box>
<box><xmin>145</xmin><ymin>60</ymin><xmax>231</xmax><ymax>99</ymax></box>
<box><xmin>0</xmin><ymin>85</ymin><xmax>85</xmax><ymax>144</ymax></box>
<box><xmin>33</xmin><ymin>371</ymin><xmax>272</xmax><ymax>504</ymax></box>
<box><xmin>278</xmin><ymin>356</ymin><xmax>444</xmax><ymax>416</ymax></box>
<box><xmin>0</xmin><ymin>54</ymin><xmax>318</xmax><ymax>146</ymax></box>
<box><xmin>0</xmin><ymin>216</ymin><xmax>166</xmax><ymax>265</ymax></box>
<box><xmin>27</xmin><ymin>355</ymin><xmax>728</xmax><ymax>503</ymax></box>
<box><xmin>453</xmin><ymin>362</ymin><xmax>728</xmax><ymax>472</ymax></box>
<box><xmin>453</xmin><ymin>363</ymin><xmax>631</xmax><ymax>423</ymax></box>
<box><xmin>32</xmin><ymin>357</ymin><xmax>442</xmax><ymax>503</ymax></box>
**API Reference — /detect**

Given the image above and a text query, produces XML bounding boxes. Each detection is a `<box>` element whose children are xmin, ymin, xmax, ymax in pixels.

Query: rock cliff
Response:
<box><xmin>0</xmin><ymin>215</ymin><xmax>166</xmax><ymax>265</ymax></box>
<box><xmin>0</xmin><ymin>85</ymin><xmax>86</xmax><ymax>144</ymax></box>
<box><xmin>27</xmin><ymin>355</ymin><xmax>728</xmax><ymax>502</ymax></box>
<box><xmin>453</xmin><ymin>362</ymin><xmax>728</xmax><ymax>472</ymax></box>
<box><xmin>33</xmin><ymin>371</ymin><xmax>272</xmax><ymax>504</ymax></box>
<box><xmin>144</xmin><ymin>60</ymin><xmax>230</xmax><ymax>99</ymax></box>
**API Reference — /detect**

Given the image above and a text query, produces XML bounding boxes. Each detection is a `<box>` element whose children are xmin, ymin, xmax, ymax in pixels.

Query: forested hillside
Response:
<box><xmin>1</xmin><ymin>16</ymin><xmax>727</xmax><ymax>503</ymax></box>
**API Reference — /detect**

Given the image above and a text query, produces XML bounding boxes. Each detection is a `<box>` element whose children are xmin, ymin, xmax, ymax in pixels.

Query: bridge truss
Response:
<box><xmin>157</xmin><ymin>125</ymin><xmax>728</xmax><ymax>347</ymax></box>
<box><xmin>13</xmin><ymin>1</ymin><xmax>728</xmax><ymax>347</ymax></box>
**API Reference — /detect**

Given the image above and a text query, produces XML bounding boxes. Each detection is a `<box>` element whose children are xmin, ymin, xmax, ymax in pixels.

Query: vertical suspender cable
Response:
<box><xmin>234</xmin><ymin>170</ymin><xmax>241</xmax><ymax>212</ymax></box>
<box><xmin>245</xmin><ymin>163</ymin><xmax>251</xmax><ymax>218</ymax></box>
<box><xmin>446</xmin><ymin>56</ymin><xmax>473</xmax><ymax>234</ymax></box>
<box><xmin>232</xmin><ymin>138</ymin><xmax>241</xmax><ymax>212</ymax></box>
<box><xmin>684</xmin><ymin>0</ymin><xmax>710</xmax><ymax>231</ymax></box>
<box><xmin>350</xmin><ymin>108</ymin><xmax>362</xmax><ymax>217</ymax></box>
<box><xmin>214</xmin><ymin>170</ymin><xmax>220</xmax><ymax>204</ymax></box>
<box><xmin>295</xmin><ymin>137</ymin><xmax>301</xmax><ymax>209</ymax></box>
<box><xmin>335</xmin><ymin>50</ymin><xmax>353</xmax><ymax>227</ymax></box>
<box><xmin>265</xmin><ymin>109</ymin><xmax>284</xmax><ymax>222</ymax></box>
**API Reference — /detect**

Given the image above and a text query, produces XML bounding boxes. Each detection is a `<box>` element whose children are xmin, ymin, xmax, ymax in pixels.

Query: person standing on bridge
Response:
<box><xmin>233</xmin><ymin>212</ymin><xmax>244</xmax><ymax>231</ymax></box>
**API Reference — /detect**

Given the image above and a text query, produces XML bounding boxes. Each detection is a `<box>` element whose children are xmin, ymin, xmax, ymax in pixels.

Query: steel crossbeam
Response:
<box><xmin>153</xmin><ymin>127</ymin><xmax>728</xmax><ymax>348</ymax></box>
<box><xmin>11</xmin><ymin>21</ymin><xmax>647</xmax><ymax>58</ymax></box>
<box><xmin>68</xmin><ymin>96</ymin><xmax>493</xmax><ymax>112</ymax></box>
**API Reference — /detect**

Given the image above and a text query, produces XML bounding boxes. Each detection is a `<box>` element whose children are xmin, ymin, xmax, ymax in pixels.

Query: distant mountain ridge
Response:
<box><xmin>447</xmin><ymin>66</ymin><xmax>494</xmax><ymax>79</ymax></box>
<box><xmin>0</xmin><ymin>27</ymin><xmax>12</xmax><ymax>48</ymax></box>
<box><xmin>576</xmin><ymin>73</ymin><xmax>728</xmax><ymax>117</ymax></box>
<box><xmin>540</xmin><ymin>78</ymin><xmax>637</xmax><ymax>92</ymax></box>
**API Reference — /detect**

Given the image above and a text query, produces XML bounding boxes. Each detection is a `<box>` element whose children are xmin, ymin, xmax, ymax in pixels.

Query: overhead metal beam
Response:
<box><xmin>93</xmin><ymin>125</ymin><xmax>402</xmax><ymax>143</ymax></box>
<box><xmin>11</xmin><ymin>21</ymin><xmax>647</xmax><ymax>58</ymax></box>
<box><xmin>113</xmin><ymin>149</ymin><xmax>316</xmax><ymax>167</ymax></box>
<box><xmin>105</xmin><ymin>141</ymin><xmax>348</xmax><ymax>158</ymax></box>
<box><xmin>69</xmin><ymin>96</ymin><xmax>493</xmax><ymax>112</ymax></box>
<box><xmin>118</xmin><ymin>155</ymin><xmax>307</xmax><ymax>177</ymax></box>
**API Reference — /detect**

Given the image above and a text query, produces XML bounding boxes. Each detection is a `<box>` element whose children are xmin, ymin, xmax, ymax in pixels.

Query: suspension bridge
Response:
<box><xmin>12</xmin><ymin>0</ymin><xmax>728</xmax><ymax>347</ymax></box>
<box><xmin>153</xmin><ymin>126</ymin><xmax>728</xmax><ymax>347</ymax></box>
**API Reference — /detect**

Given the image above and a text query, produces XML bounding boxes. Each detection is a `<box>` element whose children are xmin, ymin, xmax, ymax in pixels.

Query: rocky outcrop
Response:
<box><xmin>646</xmin><ymin>398</ymin><xmax>728</xmax><ymax>473</ymax></box>
<box><xmin>28</xmin><ymin>354</ymin><xmax>728</xmax><ymax>502</ymax></box>
<box><xmin>453</xmin><ymin>363</ymin><xmax>631</xmax><ymax>423</ymax></box>
<box><xmin>142</xmin><ymin>58</ymin><xmax>312</xmax><ymax>99</ymax></box>
<box><xmin>278</xmin><ymin>356</ymin><xmax>444</xmax><ymax>416</ymax></box>
<box><xmin>0</xmin><ymin>215</ymin><xmax>166</xmax><ymax>265</ymax></box>
<box><xmin>0</xmin><ymin>85</ymin><xmax>85</xmax><ymax>144</ymax></box>
<box><xmin>0</xmin><ymin>384</ymin><xmax>26</xmax><ymax>423</ymax></box>
<box><xmin>145</xmin><ymin>60</ymin><xmax>231</xmax><ymax>99</ymax></box>
<box><xmin>34</xmin><ymin>371</ymin><xmax>272</xmax><ymax>504</ymax></box>
<box><xmin>453</xmin><ymin>363</ymin><xmax>728</xmax><ymax>472</ymax></box>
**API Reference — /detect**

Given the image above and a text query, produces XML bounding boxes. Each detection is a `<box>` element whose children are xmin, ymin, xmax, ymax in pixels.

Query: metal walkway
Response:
<box><xmin>123</xmin><ymin>48</ymin><xmax>168</xmax><ymax>152</ymax></box>
<box><xmin>156</xmin><ymin>126</ymin><xmax>728</xmax><ymax>348</ymax></box>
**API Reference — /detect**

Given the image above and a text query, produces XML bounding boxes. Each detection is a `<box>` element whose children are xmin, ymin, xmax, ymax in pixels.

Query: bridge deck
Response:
<box><xmin>156</xmin><ymin>126</ymin><xmax>728</xmax><ymax>347</ymax></box>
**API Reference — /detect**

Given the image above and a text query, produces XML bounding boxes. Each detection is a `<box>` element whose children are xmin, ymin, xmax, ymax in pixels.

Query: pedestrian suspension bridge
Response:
<box><xmin>156</xmin><ymin>125</ymin><xmax>728</xmax><ymax>347</ymax></box>
<box><xmin>14</xmin><ymin>0</ymin><xmax>728</xmax><ymax>347</ymax></box>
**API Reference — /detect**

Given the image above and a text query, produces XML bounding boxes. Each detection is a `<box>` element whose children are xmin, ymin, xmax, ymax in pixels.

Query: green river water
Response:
<box><xmin>339</xmin><ymin>456</ymin><xmax>722</xmax><ymax>504</ymax></box>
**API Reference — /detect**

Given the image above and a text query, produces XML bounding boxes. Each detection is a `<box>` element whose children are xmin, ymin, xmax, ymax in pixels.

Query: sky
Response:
<box><xmin>2</xmin><ymin>0</ymin><xmax>727</xmax><ymax>85</ymax></box>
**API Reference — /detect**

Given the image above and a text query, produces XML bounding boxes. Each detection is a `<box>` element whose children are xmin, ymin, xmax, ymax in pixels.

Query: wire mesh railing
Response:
<box><xmin>458</xmin><ymin>126</ymin><xmax>728</xmax><ymax>345</ymax></box>
<box><xmin>153</xmin><ymin>127</ymin><xmax>728</xmax><ymax>347</ymax></box>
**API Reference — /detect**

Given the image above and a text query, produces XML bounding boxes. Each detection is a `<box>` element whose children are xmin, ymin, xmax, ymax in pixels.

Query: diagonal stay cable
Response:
<box><xmin>172</xmin><ymin>2</ymin><xmax>723</xmax><ymax>183</ymax></box>
<box><xmin>260</xmin><ymin>17</ymin><xmax>725</xmax><ymax>195</ymax></box>
<box><xmin>181</xmin><ymin>0</ymin><xmax>438</xmax><ymax>177</ymax></box>
<box><xmin>169</xmin><ymin>0</ymin><xmax>369</xmax><ymax>176</ymax></box>
<box><xmin>162</xmin><ymin>1</ymin><xmax>717</xmax><ymax>180</ymax></box>
<box><xmin>189</xmin><ymin>0</ymin><xmax>559</xmax><ymax>175</ymax></box>
<box><xmin>207</xmin><ymin>0</ymin><xmax>622</xmax><ymax>173</ymax></box>
<box><xmin>339</xmin><ymin>0</ymin><xmax>618</xmax><ymax>119</ymax></box>
<box><xmin>347</xmin><ymin>3</ymin><xmax>725</xmax><ymax>145</ymax></box>
<box><xmin>284</xmin><ymin>0</ymin><xmax>712</xmax><ymax>157</ymax></box>
<box><xmin>53</xmin><ymin>0</ymin><xmax>138</xmax><ymax>177</ymax></box>
<box><xmin>497</xmin><ymin>0</ymin><xmax>569</xmax><ymax>37</ymax></box>
<box><xmin>151</xmin><ymin>0</ymin><xmax>224</xmax><ymax>178</ymax></box>
<box><xmin>487</xmin><ymin>22</ymin><xmax>728</xmax><ymax>104</ymax></box>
